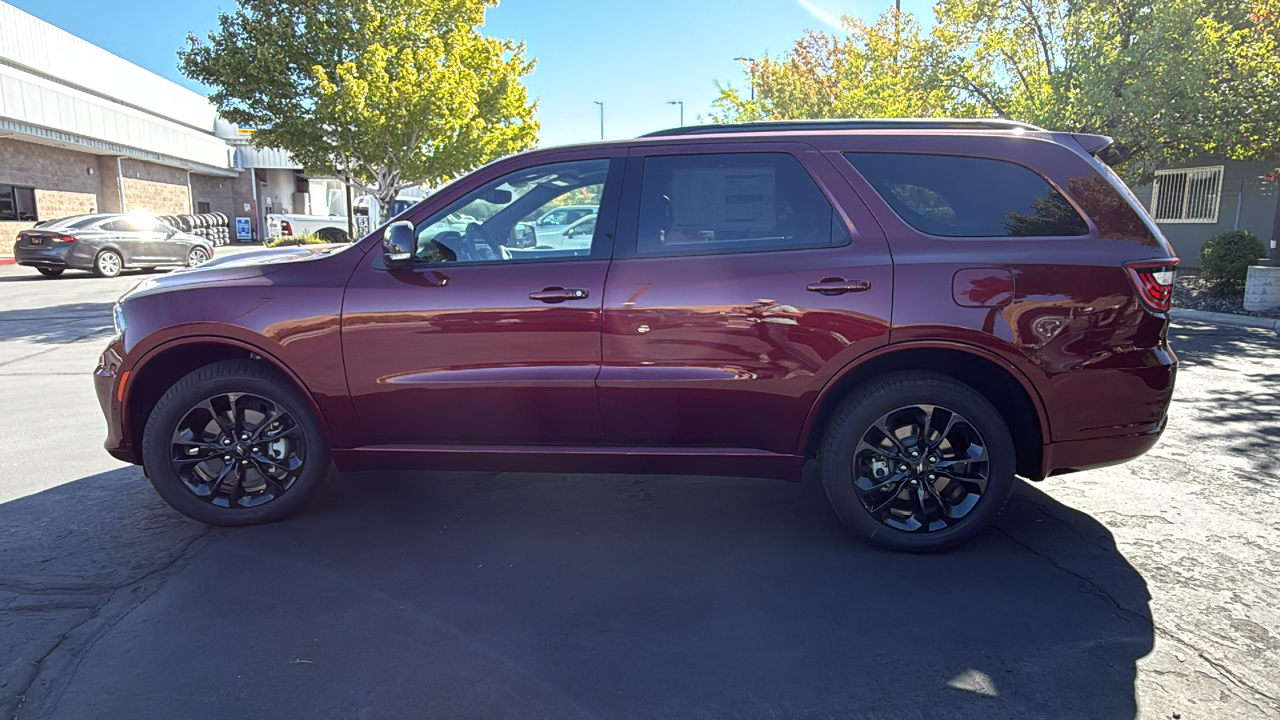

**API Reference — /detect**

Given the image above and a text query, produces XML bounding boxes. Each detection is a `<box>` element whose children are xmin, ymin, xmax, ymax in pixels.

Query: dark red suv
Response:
<box><xmin>95</xmin><ymin>119</ymin><xmax>1178</xmax><ymax>551</ymax></box>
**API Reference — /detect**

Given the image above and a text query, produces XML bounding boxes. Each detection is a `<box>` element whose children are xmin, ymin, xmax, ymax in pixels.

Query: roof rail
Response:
<box><xmin>641</xmin><ymin>118</ymin><xmax>1045</xmax><ymax>138</ymax></box>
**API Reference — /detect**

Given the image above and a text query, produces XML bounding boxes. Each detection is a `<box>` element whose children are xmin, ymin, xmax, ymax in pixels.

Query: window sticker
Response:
<box><xmin>672</xmin><ymin>168</ymin><xmax>776</xmax><ymax>232</ymax></box>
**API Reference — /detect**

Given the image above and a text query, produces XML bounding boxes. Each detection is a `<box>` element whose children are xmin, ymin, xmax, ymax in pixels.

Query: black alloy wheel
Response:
<box><xmin>142</xmin><ymin>359</ymin><xmax>329</xmax><ymax>525</ymax></box>
<box><xmin>820</xmin><ymin>372</ymin><xmax>1015</xmax><ymax>552</ymax></box>
<box><xmin>170</xmin><ymin>392</ymin><xmax>306</xmax><ymax>509</ymax></box>
<box><xmin>851</xmin><ymin>405</ymin><xmax>990</xmax><ymax>532</ymax></box>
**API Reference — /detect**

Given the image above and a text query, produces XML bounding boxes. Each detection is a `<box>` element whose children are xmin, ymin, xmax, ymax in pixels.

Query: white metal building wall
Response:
<box><xmin>0</xmin><ymin>1</ymin><xmax>233</xmax><ymax>171</ymax></box>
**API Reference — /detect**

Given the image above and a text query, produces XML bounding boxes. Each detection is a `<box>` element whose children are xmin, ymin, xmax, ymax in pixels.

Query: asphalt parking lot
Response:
<box><xmin>1</xmin><ymin>258</ymin><xmax>1277</xmax><ymax>720</ymax></box>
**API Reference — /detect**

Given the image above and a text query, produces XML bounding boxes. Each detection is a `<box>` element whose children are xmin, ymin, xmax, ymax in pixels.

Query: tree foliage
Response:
<box><xmin>180</xmin><ymin>0</ymin><xmax>539</xmax><ymax>216</ymax></box>
<box><xmin>713</xmin><ymin>0</ymin><xmax>1280</xmax><ymax>179</ymax></box>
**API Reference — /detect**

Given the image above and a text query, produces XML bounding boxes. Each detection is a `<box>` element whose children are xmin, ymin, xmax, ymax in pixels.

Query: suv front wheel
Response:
<box><xmin>819</xmin><ymin>372</ymin><xmax>1015</xmax><ymax>552</ymax></box>
<box><xmin>141</xmin><ymin>359</ymin><xmax>330</xmax><ymax>526</ymax></box>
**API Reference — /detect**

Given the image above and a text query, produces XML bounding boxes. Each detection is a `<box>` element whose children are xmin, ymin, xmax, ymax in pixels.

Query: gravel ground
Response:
<box><xmin>1172</xmin><ymin>271</ymin><xmax>1280</xmax><ymax>319</ymax></box>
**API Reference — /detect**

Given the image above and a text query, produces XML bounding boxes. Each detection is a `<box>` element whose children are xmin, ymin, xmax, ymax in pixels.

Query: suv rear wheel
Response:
<box><xmin>819</xmin><ymin>372</ymin><xmax>1015</xmax><ymax>552</ymax></box>
<box><xmin>141</xmin><ymin>359</ymin><xmax>330</xmax><ymax>526</ymax></box>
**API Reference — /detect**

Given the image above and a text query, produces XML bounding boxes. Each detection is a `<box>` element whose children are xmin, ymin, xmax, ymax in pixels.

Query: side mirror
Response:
<box><xmin>382</xmin><ymin>221</ymin><xmax>415</xmax><ymax>263</ymax></box>
<box><xmin>513</xmin><ymin>222</ymin><xmax>536</xmax><ymax>248</ymax></box>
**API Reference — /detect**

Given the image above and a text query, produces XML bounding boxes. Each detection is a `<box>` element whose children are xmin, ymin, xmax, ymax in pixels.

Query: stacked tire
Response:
<box><xmin>160</xmin><ymin>213</ymin><xmax>234</xmax><ymax>245</ymax></box>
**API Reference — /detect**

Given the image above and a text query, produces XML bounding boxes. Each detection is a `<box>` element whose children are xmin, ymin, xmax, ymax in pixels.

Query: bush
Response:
<box><xmin>264</xmin><ymin>232</ymin><xmax>334</xmax><ymax>248</ymax></box>
<box><xmin>1199</xmin><ymin>230</ymin><xmax>1266</xmax><ymax>295</ymax></box>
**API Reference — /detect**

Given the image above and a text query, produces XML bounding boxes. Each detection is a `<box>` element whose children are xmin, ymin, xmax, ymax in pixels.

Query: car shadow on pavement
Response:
<box><xmin>4</xmin><ymin>466</ymin><xmax>1152</xmax><ymax>719</ymax></box>
<box><xmin>0</xmin><ymin>302</ymin><xmax>114</xmax><ymax>345</ymax></box>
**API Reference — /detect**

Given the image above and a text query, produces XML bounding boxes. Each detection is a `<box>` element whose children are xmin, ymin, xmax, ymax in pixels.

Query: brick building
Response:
<box><xmin>0</xmin><ymin>1</ymin><xmax>341</xmax><ymax>254</ymax></box>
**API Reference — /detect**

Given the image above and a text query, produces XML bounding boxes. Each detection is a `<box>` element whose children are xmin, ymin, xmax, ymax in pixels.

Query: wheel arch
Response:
<box><xmin>801</xmin><ymin>342</ymin><xmax>1050</xmax><ymax>480</ymax></box>
<box><xmin>123</xmin><ymin>336</ymin><xmax>333</xmax><ymax>460</ymax></box>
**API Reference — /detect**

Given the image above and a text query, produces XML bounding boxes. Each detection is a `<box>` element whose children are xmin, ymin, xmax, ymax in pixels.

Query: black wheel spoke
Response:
<box><xmin>224</xmin><ymin>465</ymin><xmax>246</xmax><ymax>506</ymax></box>
<box><xmin>873</xmin><ymin>417</ymin><xmax>912</xmax><ymax>458</ymax></box>
<box><xmin>928</xmin><ymin>409</ymin><xmax>958</xmax><ymax>450</ymax></box>
<box><xmin>913</xmin><ymin>482</ymin><xmax>931</xmax><ymax>532</ymax></box>
<box><xmin>197</xmin><ymin>399</ymin><xmax>234</xmax><ymax>437</ymax></box>
<box><xmin>922</xmin><ymin>479</ymin><xmax>951</xmax><ymax>525</ymax></box>
<box><xmin>868</xmin><ymin>481</ymin><xmax>904</xmax><ymax>514</ymax></box>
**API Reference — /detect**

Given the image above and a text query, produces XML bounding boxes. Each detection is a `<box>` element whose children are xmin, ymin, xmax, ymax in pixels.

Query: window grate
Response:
<box><xmin>1150</xmin><ymin>166</ymin><xmax>1223</xmax><ymax>223</ymax></box>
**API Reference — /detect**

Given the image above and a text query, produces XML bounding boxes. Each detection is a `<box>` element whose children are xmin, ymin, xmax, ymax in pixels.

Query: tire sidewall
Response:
<box><xmin>142</xmin><ymin>364</ymin><xmax>329</xmax><ymax>526</ymax></box>
<box><xmin>820</xmin><ymin>375</ymin><xmax>1016</xmax><ymax>552</ymax></box>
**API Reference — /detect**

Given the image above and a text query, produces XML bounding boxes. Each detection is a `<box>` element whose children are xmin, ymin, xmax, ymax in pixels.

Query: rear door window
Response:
<box><xmin>844</xmin><ymin>153</ymin><xmax>1089</xmax><ymax>237</ymax></box>
<box><xmin>635</xmin><ymin>152</ymin><xmax>849</xmax><ymax>256</ymax></box>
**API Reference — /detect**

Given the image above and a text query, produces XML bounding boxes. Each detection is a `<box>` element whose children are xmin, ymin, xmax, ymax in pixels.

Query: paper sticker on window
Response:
<box><xmin>672</xmin><ymin>168</ymin><xmax>775</xmax><ymax>232</ymax></box>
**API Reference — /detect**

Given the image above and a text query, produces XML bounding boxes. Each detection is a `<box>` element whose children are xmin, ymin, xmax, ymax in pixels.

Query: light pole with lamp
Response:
<box><xmin>593</xmin><ymin>101</ymin><xmax>604</xmax><ymax>141</ymax></box>
<box><xmin>733</xmin><ymin>57</ymin><xmax>757</xmax><ymax>101</ymax></box>
<box><xmin>667</xmin><ymin>100</ymin><xmax>684</xmax><ymax>127</ymax></box>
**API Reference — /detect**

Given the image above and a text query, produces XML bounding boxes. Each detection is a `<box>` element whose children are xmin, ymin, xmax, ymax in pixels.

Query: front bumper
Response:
<box><xmin>94</xmin><ymin>339</ymin><xmax>138</xmax><ymax>464</ymax></box>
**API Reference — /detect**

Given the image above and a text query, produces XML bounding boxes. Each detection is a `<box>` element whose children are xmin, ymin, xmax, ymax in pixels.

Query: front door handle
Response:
<box><xmin>529</xmin><ymin>287</ymin><xmax>590</xmax><ymax>303</ymax></box>
<box><xmin>806</xmin><ymin>278</ymin><xmax>871</xmax><ymax>296</ymax></box>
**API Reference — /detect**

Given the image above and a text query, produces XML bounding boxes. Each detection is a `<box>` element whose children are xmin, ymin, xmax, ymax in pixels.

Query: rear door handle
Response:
<box><xmin>529</xmin><ymin>287</ymin><xmax>590</xmax><ymax>303</ymax></box>
<box><xmin>806</xmin><ymin>278</ymin><xmax>871</xmax><ymax>296</ymax></box>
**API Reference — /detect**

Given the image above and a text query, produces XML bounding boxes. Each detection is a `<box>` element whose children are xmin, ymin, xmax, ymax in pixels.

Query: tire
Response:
<box><xmin>93</xmin><ymin>249</ymin><xmax>123</xmax><ymax>278</ymax></box>
<box><xmin>36</xmin><ymin>267</ymin><xmax>64</xmax><ymax>278</ymax></box>
<box><xmin>142</xmin><ymin>359</ymin><xmax>330</xmax><ymax>526</ymax></box>
<box><xmin>819</xmin><ymin>372</ymin><xmax>1015</xmax><ymax>552</ymax></box>
<box><xmin>187</xmin><ymin>246</ymin><xmax>211</xmax><ymax>267</ymax></box>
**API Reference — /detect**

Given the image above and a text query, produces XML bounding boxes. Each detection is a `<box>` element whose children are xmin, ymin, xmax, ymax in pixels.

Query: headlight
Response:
<box><xmin>112</xmin><ymin>302</ymin><xmax>127</xmax><ymax>337</ymax></box>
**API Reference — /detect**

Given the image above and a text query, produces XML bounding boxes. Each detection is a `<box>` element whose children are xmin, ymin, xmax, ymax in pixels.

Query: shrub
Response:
<box><xmin>264</xmin><ymin>232</ymin><xmax>334</xmax><ymax>248</ymax></box>
<box><xmin>1199</xmin><ymin>230</ymin><xmax>1266</xmax><ymax>295</ymax></box>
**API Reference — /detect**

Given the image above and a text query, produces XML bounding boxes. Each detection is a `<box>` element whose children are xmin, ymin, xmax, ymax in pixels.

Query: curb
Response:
<box><xmin>0</xmin><ymin>256</ymin><xmax>14</xmax><ymax>266</ymax></box>
<box><xmin>1171</xmin><ymin>307</ymin><xmax>1280</xmax><ymax>331</ymax></box>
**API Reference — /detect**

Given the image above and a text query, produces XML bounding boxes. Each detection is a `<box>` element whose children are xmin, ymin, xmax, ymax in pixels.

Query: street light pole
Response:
<box><xmin>667</xmin><ymin>100</ymin><xmax>684</xmax><ymax>127</ymax></box>
<box><xmin>593</xmin><ymin>101</ymin><xmax>604</xmax><ymax>141</ymax></box>
<box><xmin>734</xmin><ymin>57</ymin><xmax>757</xmax><ymax>101</ymax></box>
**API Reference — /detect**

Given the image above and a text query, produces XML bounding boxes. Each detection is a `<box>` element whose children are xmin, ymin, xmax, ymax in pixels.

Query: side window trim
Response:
<box><xmin>613</xmin><ymin>145</ymin><xmax>851</xmax><ymax>260</ymax></box>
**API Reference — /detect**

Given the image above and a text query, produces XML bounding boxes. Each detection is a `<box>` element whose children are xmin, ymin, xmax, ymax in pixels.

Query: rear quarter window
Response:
<box><xmin>844</xmin><ymin>153</ymin><xmax>1090</xmax><ymax>238</ymax></box>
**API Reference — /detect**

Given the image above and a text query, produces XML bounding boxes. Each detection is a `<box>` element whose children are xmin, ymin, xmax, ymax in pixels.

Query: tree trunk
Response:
<box><xmin>377</xmin><ymin>190</ymin><xmax>398</xmax><ymax>225</ymax></box>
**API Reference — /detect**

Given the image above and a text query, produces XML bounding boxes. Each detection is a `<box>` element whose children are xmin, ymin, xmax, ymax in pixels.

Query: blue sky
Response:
<box><xmin>12</xmin><ymin>0</ymin><xmax>936</xmax><ymax>147</ymax></box>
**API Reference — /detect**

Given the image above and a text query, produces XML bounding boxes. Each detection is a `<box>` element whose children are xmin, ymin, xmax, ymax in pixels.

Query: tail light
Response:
<box><xmin>1125</xmin><ymin>259</ymin><xmax>1179</xmax><ymax>313</ymax></box>
<box><xmin>50</xmin><ymin>235</ymin><xmax>76</xmax><ymax>242</ymax></box>
<box><xmin>280</xmin><ymin>221</ymin><xmax>293</xmax><ymax>237</ymax></box>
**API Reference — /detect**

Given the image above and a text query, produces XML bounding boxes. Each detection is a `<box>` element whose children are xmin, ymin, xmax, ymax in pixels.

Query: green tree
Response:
<box><xmin>180</xmin><ymin>0</ymin><xmax>539</xmax><ymax>218</ymax></box>
<box><xmin>713</xmin><ymin>0</ymin><xmax>1280</xmax><ymax>180</ymax></box>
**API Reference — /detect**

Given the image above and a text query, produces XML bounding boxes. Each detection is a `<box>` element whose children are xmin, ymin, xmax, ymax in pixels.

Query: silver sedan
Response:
<box><xmin>13</xmin><ymin>214</ymin><xmax>214</xmax><ymax>278</ymax></box>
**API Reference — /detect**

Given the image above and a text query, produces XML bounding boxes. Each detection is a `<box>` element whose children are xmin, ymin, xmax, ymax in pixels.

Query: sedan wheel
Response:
<box><xmin>36</xmin><ymin>267</ymin><xmax>64</xmax><ymax>278</ymax></box>
<box><xmin>187</xmin><ymin>247</ymin><xmax>210</xmax><ymax>267</ymax></box>
<box><xmin>93</xmin><ymin>250</ymin><xmax>123</xmax><ymax>278</ymax></box>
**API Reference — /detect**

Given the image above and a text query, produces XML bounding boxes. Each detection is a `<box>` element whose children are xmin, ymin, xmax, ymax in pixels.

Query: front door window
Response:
<box><xmin>413</xmin><ymin>159</ymin><xmax>608</xmax><ymax>263</ymax></box>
